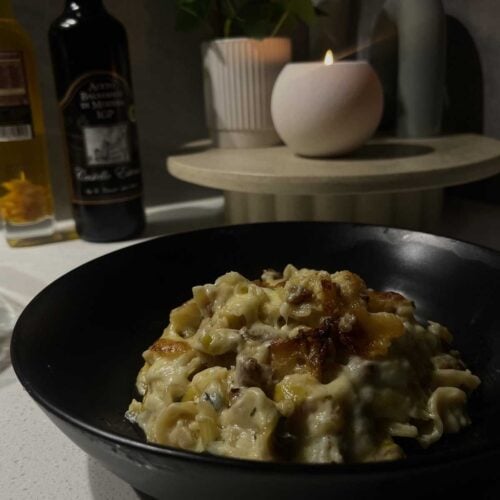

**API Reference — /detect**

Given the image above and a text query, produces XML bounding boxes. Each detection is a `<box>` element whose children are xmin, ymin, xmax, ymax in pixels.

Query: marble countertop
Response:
<box><xmin>1</xmin><ymin>194</ymin><xmax>499</xmax><ymax>499</ymax></box>
<box><xmin>0</xmin><ymin>198</ymin><xmax>224</xmax><ymax>500</ymax></box>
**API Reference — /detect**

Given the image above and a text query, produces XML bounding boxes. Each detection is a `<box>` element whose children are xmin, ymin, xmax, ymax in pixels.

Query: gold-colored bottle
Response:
<box><xmin>0</xmin><ymin>0</ymin><xmax>57</xmax><ymax>246</ymax></box>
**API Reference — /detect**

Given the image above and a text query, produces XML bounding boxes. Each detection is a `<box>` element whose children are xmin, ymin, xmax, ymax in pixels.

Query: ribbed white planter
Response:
<box><xmin>202</xmin><ymin>37</ymin><xmax>291</xmax><ymax>148</ymax></box>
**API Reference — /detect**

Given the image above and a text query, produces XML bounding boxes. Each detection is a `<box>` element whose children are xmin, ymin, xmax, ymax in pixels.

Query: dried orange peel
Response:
<box><xmin>0</xmin><ymin>172</ymin><xmax>52</xmax><ymax>224</ymax></box>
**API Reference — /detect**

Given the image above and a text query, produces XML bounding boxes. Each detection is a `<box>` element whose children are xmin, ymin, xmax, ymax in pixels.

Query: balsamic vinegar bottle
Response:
<box><xmin>49</xmin><ymin>0</ymin><xmax>145</xmax><ymax>242</ymax></box>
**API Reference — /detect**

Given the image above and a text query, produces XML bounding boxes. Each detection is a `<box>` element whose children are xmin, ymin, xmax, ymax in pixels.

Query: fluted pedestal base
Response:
<box><xmin>224</xmin><ymin>190</ymin><xmax>443</xmax><ymax>231</ymax></box>
<box><xmin>168</xmin><ymin>134</ymin><xmax>500</xmax><ymax>232</ymax></box>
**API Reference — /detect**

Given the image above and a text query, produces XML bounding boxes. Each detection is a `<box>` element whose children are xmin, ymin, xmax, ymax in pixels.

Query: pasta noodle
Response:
<box><xmin>126</xmin><ymin>265</ymin><xmax>480</xmax><ymax>463</ymax></box>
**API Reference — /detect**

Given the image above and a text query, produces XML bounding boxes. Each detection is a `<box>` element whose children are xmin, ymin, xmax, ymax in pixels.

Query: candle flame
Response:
<box><xmin>324</xmin><ymin>49</ymin><xmax>335</xmax><ymax>65</ymax></box>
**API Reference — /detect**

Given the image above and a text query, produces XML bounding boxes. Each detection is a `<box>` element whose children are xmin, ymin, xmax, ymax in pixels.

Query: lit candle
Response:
<box><xmin>324</xmin><ymin>49</ymin><xmax>334</xmax><ymax>66</ymax></box>
<box><xmin>271</xmin><ymin>51</ymin><xmax>383</xmax><ymax>157</ymax></box>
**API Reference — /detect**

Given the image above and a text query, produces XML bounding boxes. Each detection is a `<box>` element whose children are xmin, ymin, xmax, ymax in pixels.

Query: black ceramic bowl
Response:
<box><xmin>11</xmin><ymin>222</ymin><xmax>500</xmax><ymax>499</ymax></box>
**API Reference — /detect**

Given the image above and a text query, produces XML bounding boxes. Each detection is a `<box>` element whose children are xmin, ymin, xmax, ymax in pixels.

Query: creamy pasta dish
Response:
<box><xmin>126</xmin><ymin>265</ymin><xmax>480</xmax><ymax>463</ymax></box>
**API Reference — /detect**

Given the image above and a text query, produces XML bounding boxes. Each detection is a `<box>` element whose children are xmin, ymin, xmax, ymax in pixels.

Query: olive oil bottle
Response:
<box><xmin>49</xmin><ymin>0</ymin><xmax>145</xmax><ymax>242</ymax></box>
<box><xmin>0</xmin><ymin>0</ymin><xmax>57</xmax><ymax>246</ymax></box>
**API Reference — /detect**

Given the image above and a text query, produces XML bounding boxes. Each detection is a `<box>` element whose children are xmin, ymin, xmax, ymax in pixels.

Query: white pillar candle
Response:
<box><xmin>271</xmin><ymin>51</ymin><xmax>384</xmax><ymax>157</ymax></box>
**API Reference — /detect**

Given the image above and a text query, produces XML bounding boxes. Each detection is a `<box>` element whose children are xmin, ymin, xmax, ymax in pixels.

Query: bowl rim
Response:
<box><xmin>11</xmin><ymin>220</ymin><xmax>500</xmax><ymax>474</ymax></box>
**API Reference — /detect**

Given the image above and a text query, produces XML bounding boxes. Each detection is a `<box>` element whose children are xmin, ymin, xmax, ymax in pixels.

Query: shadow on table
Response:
<box><xmin>170</xmin><ymin>139</ymin><xmax>435</xmax><ymax>161</ymax></box>
<box><xmin>88</xmin><ymin>457</ymin><xmax>154</xmax><ymax>499</ymax></box>
<box><xmin>170</xmin><ymin>139</ymin><xmax>212</xmax><ymax>156</ymax></box>
<box><xmin>344</xmin><ymin>143</ymin><xmax>434</xmax><ymax>160</ymax></box>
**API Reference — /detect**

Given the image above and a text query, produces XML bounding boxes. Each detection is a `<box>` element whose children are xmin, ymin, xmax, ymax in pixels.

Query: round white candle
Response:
<box><xmin>271</xmin><ymin>52</ymin><xmax>383</xmax><ymax>157</ymax></box>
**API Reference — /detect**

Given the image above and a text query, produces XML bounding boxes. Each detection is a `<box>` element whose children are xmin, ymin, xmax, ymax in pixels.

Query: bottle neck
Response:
<box><xmin>0</xmin><ymin>0</ymin><xmax>14</xmax><ymax>19</ymax></box>
<box><xmin>64</xmin><ymin>0</ymin><xmax>105</xmax><ymax>16</ymax></box>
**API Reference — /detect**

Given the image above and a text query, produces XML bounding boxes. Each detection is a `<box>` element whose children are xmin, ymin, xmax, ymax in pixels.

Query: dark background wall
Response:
<box><xmin>310</xmin><ymin>0</ymin><xmax>500</xmax><ymax>203</ymax></box>
<box><xmin>12</xmin><ymin>0</ymin><xmax>214</xmax><ymax>219</ymax></box>
<box><xmin>11</xmin><ymin>0</ymin><xmax>500</xmax><ymax>218</ymax></box>
<box><xmin>315</xmin><ymin>0</ymin><xmax>500</xmax><ymax>137</ymax></box>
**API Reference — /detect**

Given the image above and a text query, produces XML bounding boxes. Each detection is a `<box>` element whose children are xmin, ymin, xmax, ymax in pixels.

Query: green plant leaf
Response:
<box><xmin>314</xmin><ymin>6</ymin><xmax>329</xmax><ymax>17</ymax></box>
<box><xmin>286</xmin><ymin>0</ymin><xmax>316</xmax><ymax>25</ymax></box>
<box><xmin>274</xmin><ymin>13</ymin><xmax>298</xmax><ymax>37</ymax></box>
<box><xmin>174</xmin><ymin>0</ymin><xmax>322</xmax><ymax>38</ymax></box>
<box><xmin>174</xmin><ymin>0</ymin><xmax>213</xmax><ymax>32</ymax></box>
<box><xmin>236</xmin><ymin>2</ymin><xmax>284</xmax><ymax>38</ymax></box>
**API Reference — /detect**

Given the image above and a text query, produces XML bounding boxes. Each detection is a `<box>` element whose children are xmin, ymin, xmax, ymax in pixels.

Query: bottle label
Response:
<box><xmin>60</xmin><ymin>71</ymin><xmax>142</xmax><ymax>204</ymax></box>
<box><xmin>0</xmin><ymin>51</ymin><xmax>34</xmax><ymax>142</ymax></box>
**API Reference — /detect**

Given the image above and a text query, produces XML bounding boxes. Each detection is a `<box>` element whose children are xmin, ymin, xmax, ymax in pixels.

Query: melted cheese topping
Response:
<box><xmin>126</xmin><ymin>265</ymin><xmax>480</xmax><ymax>463</ymax></box>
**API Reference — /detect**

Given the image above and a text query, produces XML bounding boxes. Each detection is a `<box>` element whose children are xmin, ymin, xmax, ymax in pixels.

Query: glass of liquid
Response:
<box><xmin>0</xmin><ymin>2</ymin><xmax>60</xmax><ymax>247</ymax></box>
<box><xmin>0</xmin><ymin>160</ymin><xmax>57</xmax><ymax>247</ymax></box>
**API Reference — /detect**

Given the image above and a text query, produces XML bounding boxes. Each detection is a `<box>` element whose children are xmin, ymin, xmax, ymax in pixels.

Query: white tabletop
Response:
<box><xmin>1</xmin><ymin>194</ymin><xmax>499</xmax><ymax>499</ymax></box>
<box><xmin>0</xmin><ymin>198</ymin><xmax>224</xmax><ymax>500</ymax></box>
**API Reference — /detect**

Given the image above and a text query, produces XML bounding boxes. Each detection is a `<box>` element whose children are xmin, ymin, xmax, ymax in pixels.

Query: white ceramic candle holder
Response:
<box><xmin>271</xmin><ymin>59</ymin><xmax>383</xmax><ymax>157</ymax></box>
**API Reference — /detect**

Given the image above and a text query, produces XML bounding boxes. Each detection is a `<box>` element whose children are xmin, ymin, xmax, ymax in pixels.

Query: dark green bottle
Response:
<box><xmin>49</xmin><ymin>0</ymin><xmax>145</xmax><ymax>242</ymax></box>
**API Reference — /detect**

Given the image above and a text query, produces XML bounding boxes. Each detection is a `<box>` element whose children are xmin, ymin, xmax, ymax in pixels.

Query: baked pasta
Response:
<box><xmin>126</xmin><ymin>265</ymin><xmax>480</xmax><ymax>463</ymax></box>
